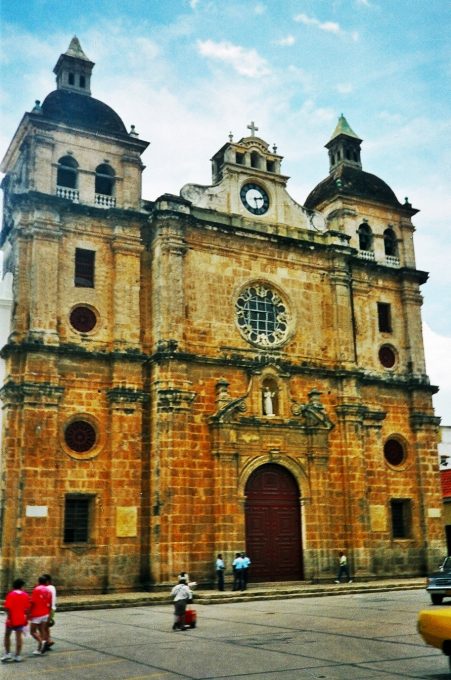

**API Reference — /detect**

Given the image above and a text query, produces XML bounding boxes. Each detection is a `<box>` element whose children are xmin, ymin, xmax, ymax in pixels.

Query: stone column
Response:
<box><xmin>411</xmin><ymin>412</ymin><xmax>445</xmax><ymax>571</ymax></box>
<box><xmin>105</xmin><ymin>385</ymin><xmax>148</xmax><ymax>591</ymax></box>
<box><xmin>334</xmin><ymin>402</ymin><xmax>369</xmax><ymax>578</ymax></box>
<box><xmin>151</xmin><ymin>206</ymin><xmax>188</xmax><ymax>350</ymax></box>
<box><xmin>401</xmin><ymin>282</ymin><xmax>427</xmax><ymax>375</ymax></box>
<box><xmin>0</xmin><ymin>380</ymin><xmax>63</xmax><ymax>593</ymax></box>
<box><xmin>111</xmin><ymin>227</ymin><xmax>143</xmax><ymax>351</ymax></box>
<box><xmin>26</xmin><ymin>218</ymin><xmax>62</xmax><ymax>345</ymax></box>
<box><xmin>329</xmin><ymin>260</ymin><xmax>356</xmax><ymax>368</ymax></box>
<box><xmin>149</xmin><ymin>367</ymin><xmax>196</xmax><ymax>584</ymax></box>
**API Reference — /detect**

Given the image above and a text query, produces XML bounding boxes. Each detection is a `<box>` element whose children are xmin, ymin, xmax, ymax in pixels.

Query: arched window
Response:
<box><xmin>250</xmin><ymin>151</ymin><xmax>260</xmax><ymax>169</ymax></box>
<box><xmin>358</xmin><ymin>223</ymin><xmax>373</xmax><ymax>251</ymax></box>
<box><xmin>95</xmin><ymin>163</ymin><xmax>115</xmax><ymax>196</ymax></box>
<box><xmin>384</xmin><ymin>228</ymin><xmax>397</xmax><ymax>256</ymax></box>
<box><xmin>57</xmin><ymin>155</ymin><xmax>78</xmax><ymax>189</ymax></box>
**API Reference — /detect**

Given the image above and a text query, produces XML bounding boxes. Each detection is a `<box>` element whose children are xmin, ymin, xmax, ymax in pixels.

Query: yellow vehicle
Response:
<box><xmin>418</xmin><ymin>609</ymin><xmax>451</xmax><ymax>671</ymax></box>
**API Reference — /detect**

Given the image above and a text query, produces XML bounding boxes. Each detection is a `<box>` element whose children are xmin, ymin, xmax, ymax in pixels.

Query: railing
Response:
<box><xmin>385</xmin><ymin>255</ymin><xmax>400</xmax><ymax>267</ymax></box>
<box><xmin>56</xmin><ymin>186</ymin><xmax>79</xmax><ymax>202</ymax></box>
<box><xmin>358</xmin><ymin>249</ymin><xmax>375</xmax><ymax>261</ymax></box>
<box><xmin>95</xmin><ymin>194</ymin><xmax>116</xmax><ymax>208</ymax></box>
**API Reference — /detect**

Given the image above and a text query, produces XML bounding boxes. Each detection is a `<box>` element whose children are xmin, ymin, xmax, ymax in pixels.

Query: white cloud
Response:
<box><xmin>196</xmin><ymin>39</ymin><xmax>271</xmax><ymax>77</ymax></box>
<box><xmin>254</xmin><ymin>3</ymin><xmax>266</xmax><ymax>15</ymax></box>
<box><xmin>336</xmin><ymin>82</ymin><xmax>353</xmax><ymax>94</ymax></box>
<box><xmin>294</xmin><ymin>13</ymin><xmax>359</xmax><ymax>41</ymax></box>
<box><xmin>424</xmin><ymin>323</ymin><xmax>451</xmax><ymax>424</ymax></box>
<box><xmin>274</xmin><ymin>35</ymin><xmax>296</xmax><ymax>47</ymax></box>
<box><xmin>294</xmin><ymin>13</ymin><xmax>340</xmax><ymax>33</ymax></box>
<box><xmin>189</xmin><ymin>0</ymin><xmax>200</xmax><ymax>8</ymax></box>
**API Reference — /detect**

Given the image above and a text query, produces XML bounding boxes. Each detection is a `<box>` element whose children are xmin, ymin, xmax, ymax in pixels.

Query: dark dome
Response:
<box><xmin>304</xmin><ymin>165</ymin><xmax>402</xmax><ymax>210</ymax></box>
<box><xmin>39</xmin><ymin>89</ymin><xmax>128</xmax><ymax>137</ymax></box>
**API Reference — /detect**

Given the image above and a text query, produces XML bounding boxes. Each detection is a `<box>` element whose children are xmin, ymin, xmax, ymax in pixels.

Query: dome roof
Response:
<box><xmin>304</xmin><ymin>164</ymin><xmax>402</xmax><ymax>210</ymax></box>
<box><xmin>39</xmin><ymin>89</ymin><xmax>128</xmax><ymax>137</ymax></box>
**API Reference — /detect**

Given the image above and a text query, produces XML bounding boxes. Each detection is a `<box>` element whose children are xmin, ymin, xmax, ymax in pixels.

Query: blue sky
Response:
<box><xmin>1</xmin><ymin>0</ymin><xmax>450</xmax><ymax>421</ymax></box>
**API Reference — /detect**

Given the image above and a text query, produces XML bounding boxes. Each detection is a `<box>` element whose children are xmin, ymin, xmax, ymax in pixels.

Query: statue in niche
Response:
<box><xmin>263</xmin><ymin>386</ymin><xmax>276</xmax><ymax>416</ymax></box>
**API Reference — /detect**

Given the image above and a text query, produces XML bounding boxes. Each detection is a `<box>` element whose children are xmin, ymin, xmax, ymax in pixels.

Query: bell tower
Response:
<box><xmin>53</xmin><ymin>35</ymin><xmax>94</xmax><ymax>95</ymax></box>
<box><xmin>326</xmin><ymin>113</ymin><xmax>362</xmax><ymax>172</ymax></box>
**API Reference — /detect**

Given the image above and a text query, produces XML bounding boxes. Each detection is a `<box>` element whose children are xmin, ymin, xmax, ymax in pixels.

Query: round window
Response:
<box><xmin>70</xmin><ymin>306</ymin><xmax>97</xmax><ymax>333</ymax></box>
<box><xmin>379</xmin><ymin>345</ymin><xmax>396</xmax><ymax>368</ymax></box>
<box><xmin>236</xmin><ymin>284</ymin><xmax>290</xmax><ymax>347</ymax></box>
<box><xmin>384</xmin><ymin>438</ymin><xmax>406</xmax><ymax>466</ymax></box>
<box><xmin>65</xmin><ymin>420</ymin><xmax>97</xmax><ymax>453</ymax></box>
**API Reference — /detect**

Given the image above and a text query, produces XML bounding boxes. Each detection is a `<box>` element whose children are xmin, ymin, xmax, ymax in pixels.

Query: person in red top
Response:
<box><xmin>29</xmin><ymin>576</ymin><xmax>52</xmax><ymax>655</ymax></box>
<box><xmin>1</xmin><ymin>578</ymin><xmax>30</xmax><ymax>663</ymax></box>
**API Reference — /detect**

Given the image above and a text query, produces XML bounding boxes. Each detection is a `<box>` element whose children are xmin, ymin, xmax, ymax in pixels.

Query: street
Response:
<box><xmin>1</xmin><ymin>588</ymin><xmax>449</xmax><ymax>679</ymax></box>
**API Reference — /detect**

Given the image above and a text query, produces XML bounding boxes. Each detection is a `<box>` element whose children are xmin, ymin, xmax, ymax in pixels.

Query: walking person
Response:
<box><xmin>1</xmin><ymin>578</ymin><xmax>30</xmax><ymax>663</ymax></box>
<box><xmin>42</xmin><ymin>574</ymin><xmax>57</xmax><ymax>651</ymax></box>
<box><xmin>29</xmin><ymin>576</ymin><xmax>52</xmax><ymax>655</ymax></box>
<box><xmin>335</xmin><ymin>551</ymin><xmax>352</xmax><ymax>583</ymax></box>
<box><xmin>215</xmin><ymin>553</ymin><xmax>225</xmax><ymax>591</ymax></box>
<box><xmin>170</xmin><ymin>576</ymin><xmax>193</xmax><ymax>631</ymax></box>
<box><xmin>232</xmin><ymin>552</ymin><xmax>244</xmax><ymax>591</ymax></box>
<box><xmin>241</xmin><ymin>552</ymin><xmax>251</xmax><ymax>590</ymax></box>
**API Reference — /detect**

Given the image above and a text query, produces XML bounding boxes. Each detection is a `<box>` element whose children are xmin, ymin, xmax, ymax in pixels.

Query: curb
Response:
<box><xmin>57</xmin><ymin>580</ymin><xmax>425</xmax><ymax>612</ymax></box>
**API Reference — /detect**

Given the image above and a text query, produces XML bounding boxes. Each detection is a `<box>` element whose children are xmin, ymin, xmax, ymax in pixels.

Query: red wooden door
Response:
<box><xmin>245</xmin><ymin>464</ymin><xmax>303</xmax><ymax>582</ymax></box>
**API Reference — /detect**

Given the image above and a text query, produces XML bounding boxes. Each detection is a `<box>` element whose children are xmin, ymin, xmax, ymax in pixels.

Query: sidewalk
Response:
<box><xmin>57</xmin><ymin>577</ymin><xmax>426</xmax><ymax>612</ymax></box>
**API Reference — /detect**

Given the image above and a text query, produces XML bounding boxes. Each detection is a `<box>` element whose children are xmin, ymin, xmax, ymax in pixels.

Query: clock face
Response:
<box><xmin>240</xmin><ymin>183</ymin><xmax>269</xmax><ymax>215</ymax></box>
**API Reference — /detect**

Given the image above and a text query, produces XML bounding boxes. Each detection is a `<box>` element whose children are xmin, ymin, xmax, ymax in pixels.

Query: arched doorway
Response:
<box><xmin>245</xmin><ymin>463</ymin><xmax>303</xmax><ymax>582</ymax></box>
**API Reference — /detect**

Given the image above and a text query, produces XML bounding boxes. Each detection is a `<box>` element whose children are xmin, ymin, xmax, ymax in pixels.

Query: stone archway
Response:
<box><xmin>245</xmin><ymin>463</ymin><xmax>303</xmax><ymax>582</ymax></box>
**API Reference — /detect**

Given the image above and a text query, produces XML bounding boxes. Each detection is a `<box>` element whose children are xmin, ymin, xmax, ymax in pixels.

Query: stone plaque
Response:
<box><xmin>26</xmin><ymin>505</ymin><xmax>48</xmax><ymax>518</ymax></box>
<box><xmin>369</xmin><ymin>504</ymin><xmax>386</xmax><ymax>532</ymax></box>
<box><xmin>116</xmin><ymin>506</ymin><xmax>137</xmax><ymax>537</ymax></box>
<box><xmin>427</xmin><ymin>508</ymin><xmax>441</xmax><ymax>518</ymax></box>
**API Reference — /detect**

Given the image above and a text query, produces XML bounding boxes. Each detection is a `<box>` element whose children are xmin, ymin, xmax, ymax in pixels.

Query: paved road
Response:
<box><xmin>1</xmin><ymin>589</ymin><xmax>449</xmax><ymax>679</ymax></box>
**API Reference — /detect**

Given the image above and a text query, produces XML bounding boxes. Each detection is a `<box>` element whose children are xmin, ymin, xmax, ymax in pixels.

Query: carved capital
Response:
<box><xmin>156</xmin><ymin>385</ymin><xmax>196</xmax><ymax>412</ymax></box>
<box><xmin>0</xmin><ymin>380</ymin><xmax>64</xmax><ymax>407</ymax></box>
<box><xmin>410</xmin><ymin>412</ymin><xmax>441</xmax><ymax>431</ymax></box>
<box><xmin>107</xmin><ymin>387</ymin><xmax>149</xmax><ymax>405</ymax></box>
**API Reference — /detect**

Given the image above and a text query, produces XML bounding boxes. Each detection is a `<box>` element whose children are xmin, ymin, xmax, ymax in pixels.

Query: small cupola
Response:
<box><xmin>326</xmin><ymin>114</ymin><xmax>362</xmax><ymax>173</ymax></box>
<box><xmin>53</xmin><ymin>36</ymin><xmax>94</xmax><ymax>96</ymax></box>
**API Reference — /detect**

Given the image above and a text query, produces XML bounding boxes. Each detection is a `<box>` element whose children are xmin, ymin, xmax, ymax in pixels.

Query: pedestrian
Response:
<box><xmin>29</xmin><ymin>575</ymin><xmax>52</xmax><ymax>655</ymax></box>
<box><xmin>170</xmin><ymin>576</ymin><xmax>193</xmax><ymax>631</ymax></box>
<box><xmin>241</xmin><ymin>552</ymin><xmax>251</xmax><ymax>590</ymax></box>
<box><xmin>232</xmin><ymin>552</ymin><xmax>244</xmax><ymax>591</ymax></box>
<box><xmin>335</xmin><ymin>551</ymin><xmax>352</xmax><ymax>583</ymax></box>
<box><xmin>216</xmin><ymin>553</ymin><xmax>225</xmax><ymax>591</ymax></box>
<box><xmin>1</xmin><ymin>578</ymin><xmax>30</xmax><ymax>663</ymax></box>
<box><xmin>42</xmin><ymin>574</ymin><xmax>57</xmax><ymax>651</ymax></box>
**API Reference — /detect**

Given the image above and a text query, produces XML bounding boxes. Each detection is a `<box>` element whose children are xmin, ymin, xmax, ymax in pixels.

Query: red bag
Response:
<box><xmin>184</xmin><ymin>607</ymin><xmax>197</xmax><ymax>628</ymax></box>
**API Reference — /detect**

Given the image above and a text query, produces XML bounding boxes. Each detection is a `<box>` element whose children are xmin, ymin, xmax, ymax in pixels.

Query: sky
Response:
<box><xmin>0</xmin><ymin>0</ymin><xmax>450</xmax><ymax>422</ymax></box>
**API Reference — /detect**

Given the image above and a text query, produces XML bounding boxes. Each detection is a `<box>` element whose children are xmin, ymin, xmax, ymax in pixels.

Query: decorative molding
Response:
<box><xmin>410</xmin><ymin>412</ymin><xmax>441</xmax><ymax>431</ymax></box>
<box><xmin>107</xmin><ymin>387</ymin><xmax>149</xmax><ymax>405</ymax></box>
<box><xmin>156</xmin><ymin>385</ymin><xmax>196</xmax><ymax>412</ymax></box>
<box><xmin>0</xmin><ymin>380</ymin><xmax>64</xmax><ymax>406</ymax></box>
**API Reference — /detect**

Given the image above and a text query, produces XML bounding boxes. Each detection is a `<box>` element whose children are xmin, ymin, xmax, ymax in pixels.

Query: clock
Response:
<box><xmin>240</xmin><ymin>183</ymin><xmax>269</xmax><ymax>215</ymax></box>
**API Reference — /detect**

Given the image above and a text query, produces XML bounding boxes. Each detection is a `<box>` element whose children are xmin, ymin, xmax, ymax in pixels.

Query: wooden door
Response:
<box><xmin>245</xmin><ymin>463</ymin><xmax>303</xmax><ymax>582</ymax></box>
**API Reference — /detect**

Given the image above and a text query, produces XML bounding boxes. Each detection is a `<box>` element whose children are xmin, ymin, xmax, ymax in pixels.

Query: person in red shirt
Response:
<box><xmin>29</xmin><ymin>576</ymin><xmax>52</xmax><ymax>655</ymax></box>
<box><xmin>1</xmin><ymin>578</ymin><xmax>30</xmax><ymax>663</ymax></box>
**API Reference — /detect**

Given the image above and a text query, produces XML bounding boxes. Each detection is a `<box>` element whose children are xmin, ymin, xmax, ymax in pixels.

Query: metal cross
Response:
<box><xmin>247</xmin><ymin>121</ymin><xmax>259</xmax><ymax>136</ymax></box>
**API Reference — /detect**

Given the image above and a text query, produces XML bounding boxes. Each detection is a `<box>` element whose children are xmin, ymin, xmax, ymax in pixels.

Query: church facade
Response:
<box><xmin>0</xmin><ymin>38</ymin><xmax>444</xmax><ymax>593</ymax></box>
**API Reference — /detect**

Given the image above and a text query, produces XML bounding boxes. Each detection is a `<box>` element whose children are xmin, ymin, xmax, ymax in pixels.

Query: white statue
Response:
<box><xmin>263</xmin><ymin>387</ymin><xmax>275</xmax><ymax>416</ymax></box>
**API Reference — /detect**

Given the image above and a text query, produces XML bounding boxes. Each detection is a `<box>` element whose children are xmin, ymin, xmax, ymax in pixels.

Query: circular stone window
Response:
<box><xmin>70</xmin><ymin>306</ymin><xmax>97</xmax><ymax>333</ymax></box>
<box><xmin>236</xmin><ymin>283</ymin><xmax>290</xmax><ymax>348</ymax></box>
<box><xmin>384</xmin><ymin>438</ymin><xmax>406</xmax><ymax>467</ymax></box>
<box><xmin>379</xmin><ymin>344</ymin><xmax>396</xmax><ymax>368</ymax></box>
<box><xmin>64</xmin><ymin>420</ymin><xmax>97</xmax><ymax>454</ymax></box>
